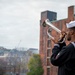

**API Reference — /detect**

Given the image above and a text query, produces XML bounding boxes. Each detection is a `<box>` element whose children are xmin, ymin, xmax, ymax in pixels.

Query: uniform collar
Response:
<box><xmin>71</xmin><ymin>42</ymin><xmax>75</xmax><ymax>48</ymax></box>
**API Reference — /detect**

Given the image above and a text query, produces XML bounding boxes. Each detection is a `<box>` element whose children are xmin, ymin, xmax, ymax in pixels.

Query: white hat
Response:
<box><xmin>66</xmin><ymin>21</ymin><xmax>75</xmax><ymax>28</ymax></box>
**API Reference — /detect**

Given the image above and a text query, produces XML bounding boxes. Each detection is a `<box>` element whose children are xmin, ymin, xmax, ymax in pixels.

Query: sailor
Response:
<box><xmin>50</xmin><ymin>21</ymin><xmax>75</xmax><ymax>75</ymax></box>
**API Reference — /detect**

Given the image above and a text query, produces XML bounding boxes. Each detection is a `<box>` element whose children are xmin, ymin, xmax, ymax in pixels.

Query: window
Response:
<box><xmin>47</xmin><ymin>49</ymin><xmax>50</xmax><ymax>57</ymax></box>
<box><xmin>47</xmin><ymin>59</ymin><xmax>50</xmax><ymax>66</ymax></box>
<box><xmin>47</xmin><ymin>40</ymin><xmax>51</xmax><ymax>48</ymax></box>
<box><xmin>47</xmin><ymin>68</ymin><xmax>50</xmax><ymax>75</ymax></box>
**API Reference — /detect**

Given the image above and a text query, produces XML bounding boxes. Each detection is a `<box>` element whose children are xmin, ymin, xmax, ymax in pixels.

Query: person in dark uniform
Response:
<box><xmin>50</xmin><ymin>21</ymin><xmax>75</xmax><ymax>75</ymax></box>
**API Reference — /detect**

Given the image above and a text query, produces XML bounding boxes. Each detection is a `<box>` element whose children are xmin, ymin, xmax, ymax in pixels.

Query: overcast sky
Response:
<box><xmin>0</xmin><ymin>0</ymin><xmax>75</xmax><ymax>49</ymax></box>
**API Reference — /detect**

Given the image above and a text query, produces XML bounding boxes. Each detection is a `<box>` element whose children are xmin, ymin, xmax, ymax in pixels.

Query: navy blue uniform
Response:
<box><xmin>50</xmin><ymin>42</ymin><xmax>75</xmax><ymax>75</ymax></box>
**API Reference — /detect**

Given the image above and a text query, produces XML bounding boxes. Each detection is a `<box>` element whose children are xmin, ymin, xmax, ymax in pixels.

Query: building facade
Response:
<box><xmin>39</xmin><ymin>6</ymin><xmax>75</xmax><ymax>75</ymax></box>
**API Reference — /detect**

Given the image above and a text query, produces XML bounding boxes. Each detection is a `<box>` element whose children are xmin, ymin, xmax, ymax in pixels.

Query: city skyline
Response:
<box><xmin>0</xmin><ymin>0</ymin><xmax>75</xmax><ymax>49</ymax></box>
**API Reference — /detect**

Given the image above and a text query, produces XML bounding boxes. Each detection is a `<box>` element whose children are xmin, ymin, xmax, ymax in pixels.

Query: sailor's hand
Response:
<box><xmin>60</xmin><ymin>31</ymin><xmax>66</xmax><ymax>38</ymax></box>
<box><xmin>58</xmin><ymin>31</ymin><xmax>66</xmax><ymax>43</ymax></box>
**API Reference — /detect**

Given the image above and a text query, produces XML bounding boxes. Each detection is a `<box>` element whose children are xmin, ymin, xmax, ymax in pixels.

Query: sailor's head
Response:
<box><xmin>66</xmin><ymin>21</ymin><xmax>75</xmax><ymax>41</ymax></box>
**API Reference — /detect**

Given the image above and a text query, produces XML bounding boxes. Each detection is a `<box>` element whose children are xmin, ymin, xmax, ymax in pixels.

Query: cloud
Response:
<box><xmin>0</xmin><ymin>0</ymin><xmax>75</xmax><ymax>49</ymax></box>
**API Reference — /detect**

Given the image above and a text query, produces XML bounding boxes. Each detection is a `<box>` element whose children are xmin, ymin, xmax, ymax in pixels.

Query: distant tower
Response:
<box><xmin>40</xmin><ymin>10</ymin><xmax>57</xmax><ymax>75</ymax></box>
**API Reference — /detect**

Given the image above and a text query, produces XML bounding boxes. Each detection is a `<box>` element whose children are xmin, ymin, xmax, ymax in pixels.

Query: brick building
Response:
<box><xmin>39</xmin><ymin>6</ymin><xmax>75</xmax><ymax>75</ymax></box>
